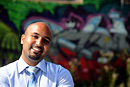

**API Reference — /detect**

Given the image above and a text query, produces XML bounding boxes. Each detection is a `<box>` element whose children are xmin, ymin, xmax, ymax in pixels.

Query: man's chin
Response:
<box><xmin>28</xmin><ymin>55</ymin><xmax>41</xmax><ymax>60</ymax></box>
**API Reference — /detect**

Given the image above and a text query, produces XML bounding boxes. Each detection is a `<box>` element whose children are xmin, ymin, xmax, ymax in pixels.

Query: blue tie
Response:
<box><xmin>26</xmin><ymin>66</ymin><xmax>39</xmax><ymax>87</ymax></box>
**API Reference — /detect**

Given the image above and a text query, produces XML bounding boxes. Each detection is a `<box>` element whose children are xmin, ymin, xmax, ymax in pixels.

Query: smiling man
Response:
<box><xmin>0</xmin><ymin>22</ymin><xmax>74</xmax><ymax>87</ymax></box>
<box><xmin>21</xmin><ymin>22</ymin><xmax>52</xmax><ymax>66</ymax></box>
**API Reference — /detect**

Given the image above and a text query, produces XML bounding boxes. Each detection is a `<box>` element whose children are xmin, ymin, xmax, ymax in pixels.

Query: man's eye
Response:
<box><xmin>43</xmin><ymin>39</ymin><xmax>50</xmax><ymax>44</ymax></box>
<box><xmin>32</xmin><ymin>35</ymin><xmax>38</xmax><ymax>38</ymax></box>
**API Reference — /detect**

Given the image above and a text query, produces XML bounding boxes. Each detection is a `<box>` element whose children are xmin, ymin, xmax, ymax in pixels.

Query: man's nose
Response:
<box><xmin>36</xmin><ymin>38</ymin><xmax>43</xmax><ymax>46</ymax></box>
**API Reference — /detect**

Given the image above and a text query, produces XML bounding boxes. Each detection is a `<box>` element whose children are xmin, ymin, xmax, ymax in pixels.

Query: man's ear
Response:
<box><xmin>21</xmin><ymin>34</ymin><xmax>25</xmax><ymax>44</ymax></box>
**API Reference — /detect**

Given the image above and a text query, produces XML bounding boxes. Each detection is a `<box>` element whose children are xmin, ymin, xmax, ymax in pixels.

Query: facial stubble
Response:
<box><xmin>28</xmin><ymin>46</ymin><xmax>43</xmax><ymax>60</ymax></box>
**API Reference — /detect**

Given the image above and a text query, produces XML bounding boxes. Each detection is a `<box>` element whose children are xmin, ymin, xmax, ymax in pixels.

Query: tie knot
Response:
<box><xmin>26</xmin><ymin>66</ymin><xmax>39</xmax><ymax>75</ymax></box>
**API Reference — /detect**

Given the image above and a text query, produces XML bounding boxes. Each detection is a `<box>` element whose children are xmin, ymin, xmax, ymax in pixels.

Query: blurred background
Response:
<box><xmin>0</xmin><ymin>0</ymin><xmax>130</xmax><ymax>87</ymax></box>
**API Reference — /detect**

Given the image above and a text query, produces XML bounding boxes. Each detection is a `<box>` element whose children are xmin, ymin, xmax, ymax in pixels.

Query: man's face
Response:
<box><xmin>21</xmin><ymin>22</ymin><xmax>52</xmax><ymax>65</ymax></box>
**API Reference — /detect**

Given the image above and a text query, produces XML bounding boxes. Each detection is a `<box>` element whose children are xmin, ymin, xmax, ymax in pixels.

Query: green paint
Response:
<box><xmin>0</xmin><ymin>0</ymin><xmax>116</xmax><ymax>35</ymax></box>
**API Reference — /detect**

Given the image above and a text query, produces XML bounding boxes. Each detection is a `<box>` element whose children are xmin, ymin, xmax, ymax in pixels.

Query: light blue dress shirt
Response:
<box><xmin>0</xmin><ymin>56</ymin><xmax>74</xmax><ymax>87</ymax></box>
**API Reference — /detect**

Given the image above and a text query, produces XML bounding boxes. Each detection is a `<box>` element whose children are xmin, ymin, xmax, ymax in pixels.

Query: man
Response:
<box><xmin>0</xmin><ymin>22</ymin><xmax>74</xmax><ymax>87</ymax></box>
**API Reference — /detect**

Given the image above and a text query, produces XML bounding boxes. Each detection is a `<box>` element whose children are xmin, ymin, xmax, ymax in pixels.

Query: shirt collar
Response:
<box><xmin>36</xmin><ymin>59</ymin><xmax>47</xmax><ymax>73</ymax></box>
<box><xmin>18</xmin><ymin>56</ymin><xmax>29</xmax><ymax>74</ymax></box>
<box><xmin>18</xmin><ymin>56</ymin><xmax>47</xmax><ymax>74</ymax></box>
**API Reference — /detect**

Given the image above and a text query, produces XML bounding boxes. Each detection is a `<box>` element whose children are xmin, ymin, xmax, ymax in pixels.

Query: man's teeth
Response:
<box><xmin>33</xmin><ymin>48</ymin><xmax>41</xmax><ymax>51</ymax></box>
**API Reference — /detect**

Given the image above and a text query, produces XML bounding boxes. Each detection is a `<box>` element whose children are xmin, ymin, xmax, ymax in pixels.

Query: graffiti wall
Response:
<box><xmin>22</xmin><ymin>8</ymin><xmax>129</xmax><ymax>59</ymax></box>
<box><xmin>0</xmin><ymin>0</ymin><xmax>130</xmax><ymax>86</ymax></box>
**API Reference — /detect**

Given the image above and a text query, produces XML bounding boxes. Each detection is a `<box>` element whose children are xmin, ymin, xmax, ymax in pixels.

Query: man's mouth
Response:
<box><xmin>32</xmin><ymin>47</ymin><xmax>43</xmax><ymax>53</ymax></box>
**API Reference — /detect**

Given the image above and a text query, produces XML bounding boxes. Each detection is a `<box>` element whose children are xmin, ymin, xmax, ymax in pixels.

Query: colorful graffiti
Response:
<box><xmin>20</xmin><ymin>8</ymin><xmax>130</xmax><ymax>86</ymax></box>
<box><xmin>22</xmin><ymin>8</ymin><xmax>130</xmax><ymax>59</ymax></box>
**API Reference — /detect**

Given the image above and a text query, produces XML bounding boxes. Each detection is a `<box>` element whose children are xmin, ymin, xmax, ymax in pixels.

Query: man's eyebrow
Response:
<box><xmin>31</xmin><ymin>32</ymin><xmax>40</xmax><ymax>35</ymax></box>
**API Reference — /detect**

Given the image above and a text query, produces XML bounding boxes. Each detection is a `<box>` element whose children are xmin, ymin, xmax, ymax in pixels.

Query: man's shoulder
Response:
<box><xmin>0</xmin><ymin>60</ymin><xmax>18</xmax><ymax>75</ymax></box>
<box><xmin>45</xmin><ymin>61</ymin><xmax>69</xmax><ymax>73</ymax></box>
<box><xmin>45</xmin><ymin>61</ymin><xmax>74</xmax><ymax>86</ymax></box>
<box><xmin>46</xmin><ymin>61</ymin><xmax>62</xmax><ymax>68</ymax></box>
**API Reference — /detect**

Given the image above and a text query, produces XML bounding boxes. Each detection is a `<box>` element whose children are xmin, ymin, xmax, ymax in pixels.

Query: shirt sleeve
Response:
<box><xmin>0</xmin><ymin>68</ymin><xmax>9</xmax><ymax>87</ymax></box>
<box><xmin>57</xmin><ymin>68</ymin><xmax>74</xmax><ymax>87</ymax></box>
